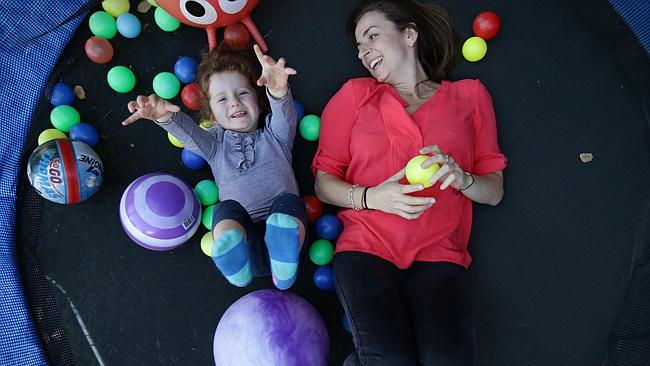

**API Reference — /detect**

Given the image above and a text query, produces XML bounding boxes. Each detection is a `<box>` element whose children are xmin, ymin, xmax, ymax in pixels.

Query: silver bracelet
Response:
<box><xmin>347</xmin><ymin>184</ymin><xmax>361</xmax><ymax>210</ymax></box>
<box><xmin>459</xmin><ymin>172</ymin><xmax>474</xmax><ymax>191</ymax></box>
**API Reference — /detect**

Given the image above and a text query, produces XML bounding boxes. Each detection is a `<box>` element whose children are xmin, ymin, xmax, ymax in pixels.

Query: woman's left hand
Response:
<box><xmin>253</xmin><ymin>44</ymin><xmax>297</xmax><ymax>99</ymax></box>
<box><xmin>420</xmin><ymin>145</ymin><xmax>471</xmax><ymax>190</ymax></box>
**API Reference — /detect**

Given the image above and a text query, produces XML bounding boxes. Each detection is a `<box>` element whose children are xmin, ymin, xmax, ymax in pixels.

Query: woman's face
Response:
<box><xmin>354</xmin><ymin>10</ymin><xmax>415</xmax><ymax>83</ymax></box>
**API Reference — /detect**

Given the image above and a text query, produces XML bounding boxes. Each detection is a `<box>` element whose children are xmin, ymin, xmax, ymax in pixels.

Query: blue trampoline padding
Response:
<box><xmin>0</xmin><ymin>1</ymin><xmax>90</xmax><ymax>365</ymax></box>
<box><xmin>609</xmin><ymin>0</ymin><xmax>650</xmax><ymax>55</ymax></box>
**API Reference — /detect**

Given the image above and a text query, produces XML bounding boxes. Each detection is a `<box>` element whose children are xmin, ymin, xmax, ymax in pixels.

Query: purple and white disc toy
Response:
<box><xmin>119</xmin><ymin>173</ymin><xmax>201</xmax><ymax>250</ymax></box>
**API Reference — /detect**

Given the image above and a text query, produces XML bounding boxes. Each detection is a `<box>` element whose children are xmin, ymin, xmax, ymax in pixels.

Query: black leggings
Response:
<box><xmin>334</xmin><ymin>251</ymin><xmax>475</xmax><ymax>366</ymax></box>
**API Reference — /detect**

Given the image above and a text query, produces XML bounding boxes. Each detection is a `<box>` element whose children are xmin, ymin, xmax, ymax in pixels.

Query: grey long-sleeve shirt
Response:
<box><xmin>158</xmin><ymin>90</ymin><xmax>299</xmax><ymax>221</ymax></box>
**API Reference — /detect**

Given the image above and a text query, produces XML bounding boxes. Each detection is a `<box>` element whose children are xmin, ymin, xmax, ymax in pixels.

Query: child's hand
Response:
<box><xmin>121</xmin><ymin>94</ymin><xmax>181</xmax><ymax>126</ymax></box>
<box><xmin>253</xmin><ymin>44</ymin><xmax>297</xmax><ymax>99</ymax></box>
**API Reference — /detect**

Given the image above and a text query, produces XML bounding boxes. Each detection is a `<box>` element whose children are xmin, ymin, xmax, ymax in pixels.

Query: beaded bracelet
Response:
<box><xmin>348</xmin><ymin>184</ymin><xmax>361</xmax><ymax>210</ymax></box>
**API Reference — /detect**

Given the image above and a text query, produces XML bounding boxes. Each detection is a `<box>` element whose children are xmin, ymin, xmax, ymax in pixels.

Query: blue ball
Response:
<box><xmin>69</xmin><ymin>122</ymin><xmax>100</xmax><ymax>147</ymax></box>
<box><xmin>51</xmin><ymin>82</ymin><xmax>75</xmax><ymax>106</ymax></box>
<box><xmin>181</xmin><ymin>148</ymin><xmax>206</xmax><ymax>170</ymax></box>
<box><xmin>116</xmin><ymin>13</ymin><xmax>141</xmax><ymax>39</ymax></box>
<box><xmin>313</xmin><ymin>265</ymin><xmax>334</xmax><ymax>291</ymax></box>
<box><xmin>174</xmin><ymin>56</ymin><xmax>198</xmax><ymax>84</ymax></box>
<box><xmin>294</xmin><ymin>100</ymin><xmax>304</xmax><ymax>122</ymax></box>
<box><xmin>315</xmin><ymin>214</ymin><xmax>342</xmax><ymax>240</ymax></box>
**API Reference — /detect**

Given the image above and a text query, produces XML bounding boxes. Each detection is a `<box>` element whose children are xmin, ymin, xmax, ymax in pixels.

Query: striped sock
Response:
<box><xmin>264</xmin><ymin>213</ymin><xmax>301</xmax><ymax>290</ymax></box>
<box><xmin>212</xmin><ymin>229</ymin><xmax>252</xmax><ymax>287</ymax></box>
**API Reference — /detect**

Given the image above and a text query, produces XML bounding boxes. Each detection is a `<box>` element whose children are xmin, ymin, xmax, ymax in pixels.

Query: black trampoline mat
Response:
<box><xmin>22</xmin><ymin>0</ymin><xmax>650</xmax><ymax>365</ymax></box>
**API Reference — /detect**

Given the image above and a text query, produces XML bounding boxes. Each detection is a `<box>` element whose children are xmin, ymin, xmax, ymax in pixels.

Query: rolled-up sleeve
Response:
<box><xmin>471</xmin><ymin>80</ymin><xmax>507</xmax><ymax>175</ymax></box>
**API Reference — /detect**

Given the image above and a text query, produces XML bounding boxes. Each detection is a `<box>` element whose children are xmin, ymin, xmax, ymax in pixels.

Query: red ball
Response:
<box><xmin>84</xmin><ymin>36</ymin><xmax>114</xmax><ymax>64</ymax></box>
<box><xmin>472</xmin><ymin>11</ymin><xmax>501</xmax><ymax>40</ymax></box>
<box><xmin>303</xmin><ymin>195</ymin><xmax>323</xmax><ymax>223</ymax></box>
<box><xmin>181</xmin><ymin>83</ymin><xmax>202</xmax><ymax>111</ymax></box>
<box><xmin>223</xmin><ymin>23</ymin><xmax>250</xmax><ymax>49</ymax></box>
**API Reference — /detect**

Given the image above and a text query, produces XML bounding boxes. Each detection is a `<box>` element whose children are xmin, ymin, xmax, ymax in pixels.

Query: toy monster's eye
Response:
<box><xmin>218</xmin><ymin>0</ymin><xmax>248</xmax><ymax>14</ymax></box>
<box><xmin>180</xmin><ymin>0</ymin><xmax>218</xmax><ymax>25</ymax></box>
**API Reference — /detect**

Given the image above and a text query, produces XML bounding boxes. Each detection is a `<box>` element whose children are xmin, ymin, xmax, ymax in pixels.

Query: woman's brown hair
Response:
<box><xmin>195</xmin><ymin>42</ymin><xmax>269</xmax><ymax>124</ymax></box>
<box><xmin>347</xmin><ymin>0</ymin><xmax>459</xmax><ymax>83</ymax></box>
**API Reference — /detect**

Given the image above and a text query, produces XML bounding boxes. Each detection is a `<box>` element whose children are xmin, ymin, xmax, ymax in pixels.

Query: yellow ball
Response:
<box><xmin>462</xmin><ymin>36</ymin><xmax>488</xmax><ymax>62</ymax></box>
<box><xmin>146</xmin><ymin>0</ymin><xmax>158</xmax><ymax>7</ymax></box>
<box><xmin>200</xmin><ymin>231</ymin><xmax>214</xmax><ymax>257</ymax></box>
<box><xmin>102</xmin><ymin>0</ymin><xmax>130</xmax><ymax>17</ymax></box>
<box><xmin>199</xmin><ymin>120</ymin><xmax>214</xmax><ymax>130</ymax></box>
<box><xmin>167</xmin><ymin>132</ymin><xmax>183</xmax><ymax>148</ymax></box>
<box><xmin>405</xmin><ymin>155</ymin><xmax>439</xmax><ymax>188</ymax></box>
<box><xmin>38</xmin><ymin>129</ymin><xmax>67</xmax><ymax>145</ymax></box>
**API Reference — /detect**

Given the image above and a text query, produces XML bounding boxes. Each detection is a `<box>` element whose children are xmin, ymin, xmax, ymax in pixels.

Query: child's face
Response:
<box><xmin>208</xmin><ymin>71</ymin><xmax>260</xmax><ymax>133</ymax></box>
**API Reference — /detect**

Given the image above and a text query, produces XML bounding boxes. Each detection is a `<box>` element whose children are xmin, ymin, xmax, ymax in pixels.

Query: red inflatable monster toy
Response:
<box><xmin>155</xmin><ymin>0</ymin><xmax>268</xmax><ymax>51</ymax></box>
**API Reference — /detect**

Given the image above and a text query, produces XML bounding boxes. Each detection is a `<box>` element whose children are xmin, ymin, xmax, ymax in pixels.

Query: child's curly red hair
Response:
<box><xmin>196</xmin><ymin>43</ymin><xmax>269</xmax><ymax>123</ymax></box>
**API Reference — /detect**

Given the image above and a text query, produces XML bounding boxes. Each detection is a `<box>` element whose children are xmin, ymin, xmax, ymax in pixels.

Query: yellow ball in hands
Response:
<box><xmin>462</xmin><ymin>36</ymin><xmax>488</xmax><ymax>62</ymax></box>
<box><xmin>405</xmin><ymin>155</ymin><xmax>439</xmax><ymax>188</ymax></box>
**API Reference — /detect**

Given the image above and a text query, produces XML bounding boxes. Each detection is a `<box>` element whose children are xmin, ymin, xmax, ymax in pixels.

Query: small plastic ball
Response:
<box><xmin>50</xmin><ymin>105</ymin><xmax>80</xmax><ymax>132</ymax></box>
<box><xmin>38</xmin><ymin>129</ymin><xmax>67</xmax><ymax>145</ymax></box>
<box><xmin>472</xmin><ymin>11</ymin><xmax>501</xmax><ymax>40</ymax></box>
<box><xmin>102</xmin><ymin>0</ymin><xmax>130</xmax><ymax>17</ymax></box>
<box><xmin>50</xmin><ymin>82</ymin><xmax>75</xmax><ymax>106</ymax></box>
<box><xmin>405</xmin><ymin>155</ymin><xmax>439</xmax><ymax>188</ymax></box>
<box><xmin>168</xmin><ymin>132</ymin><xmax>183</xmax><ymax>148</ymax></box>
<box><xmin>155</xmin><ymin>7</ymin><xmax>181</xmax><ymax>32</ymax></box>
<box><xmin>174</xmin><ymin>56</ymin><xmax>198</xmax><ymax>84</ymax></box>
<box><xmin>202</xmin><ymin>205</ymin><xmax>215</xmax><ymax>230</ymax></box>
<box><xmin>201</xmin><ymin>231</ymin><xmax>214</xmax><ymax>257</ymax></box>
<box><xmin>89</xmin><ymin>11</ymin><xmax>117</xmax><ymax>39</ymax></box>
<box><xmin>181</xmin><ymin>148</ymin><xmax>206</xmax><ymax>170</ymax></box>
<box><xmin>299</xmin><ymin>115</ymin><xmax>320</xmax><ymax>141</ymax></box>
<box><xmin>223</xmin><ymin>23</ymin><xmax>250</xmax><ymax>49</ymax></box>
<box><xmin>147</xmin><ymin>0</ymin><xmax>158</xmax><ymax>6</ymax></box>
<box><xmin>315</xmin><ymin>214</ymin><xmax>342</xmax><ymax>240</ymax></box>
<box><xmin>153</xmin><ymin>72</ymin><xmax>180</xmax><ymax>99</ymax></box>
<box><xmin>85</xmin><ymin>36</ymin><xmax>114</xmax><ymax>64</ymax></box>
<box><xmin>69</xmin><ymin>123</ymin><xmax>100</xmax><ymax>147</ymax></box>
<box><xmin>462</xmin><ymin>36</ymin><xmax>488</xmax><ymax>62</ymax></box>
<box><xmin>313</xmin><ymin>266</ymin><xmax>335</xmax><ymax>291</ymax></box>
<box><xmin>194</xmin><ymin>180</ymin><xmax>219</xmax><ymax>206</ymax></box>
<box><xmin>181</xmin><ymin>83</ymin><xmax>202</xmax><ymax>111</ymax></box>
<box><xmin>303</xmin><ymin>195</ymin><xmax>323</xmax><ymax>223</ymax></box>
<box><xmin>294</xmin><ymin>100</ymin><xmax>304</xmax><ymax>122</ymax></box>
<box><xmin>309</xmin><ymin>239</ymin><xmax>334</xmax><ymax>265</ymax></box>
<box><xmin>107</xmin><ymin>66</ymin><xmax>136</xmax><ymax>93</ymax></box>
<box><xmin>116</xmin><ymin>13</ymin><xmax>141</xmax><ymax>38</ymax></box>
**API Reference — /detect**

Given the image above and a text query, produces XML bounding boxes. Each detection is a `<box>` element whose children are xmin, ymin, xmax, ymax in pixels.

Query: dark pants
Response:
<box><xmin>334</xmin><ymin>251</ymin><xmax>475</xmax><ymax>366</ymax></box>
<box><xmin>212</xmin><ymin>193</ymin><xmax>306</xmax><ymax>276</ymax></box>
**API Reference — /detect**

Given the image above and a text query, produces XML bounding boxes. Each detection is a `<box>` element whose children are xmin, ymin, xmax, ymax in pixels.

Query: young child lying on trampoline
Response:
<box><xmin>121</xmin><ymin>43</ymin><xmax>305</xmax><ymax>290</ymax></box>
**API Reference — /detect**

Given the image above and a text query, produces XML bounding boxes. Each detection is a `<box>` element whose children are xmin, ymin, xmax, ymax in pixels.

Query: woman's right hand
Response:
<box><xmin>121</xmin><ymin>94</ymin><xmax>181</xmax><ymax>126</ymax></box>
<box><xmin>367</xmin><ymin>168</ymin><xmax>436</xmax><ymax>220</ymax></box>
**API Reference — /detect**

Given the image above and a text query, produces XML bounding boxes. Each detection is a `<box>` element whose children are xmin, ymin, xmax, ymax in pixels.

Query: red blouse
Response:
<box><xmin>312</xmin><ymin>78</ymin><xmax>507</xmax><ymax>269</ymax></box>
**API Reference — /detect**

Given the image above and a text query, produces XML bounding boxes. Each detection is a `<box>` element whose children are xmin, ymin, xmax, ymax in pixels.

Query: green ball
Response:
<box><xmin>107</xmin><ymin>66</ymin><xmax>136</xmax><ymax>93</ymax></box>
<box><xmin>89</xmin><ymin>11</ymin><xmax>117</xmax><ymax>39</ymax></box>
<box><xmin>202</xmin><ymin>205</ymin><xmax>215</xmax><ymax>230</ymax></box>
<box><xmin>50</xmin><ymin>105</ymin><xmax>80</xmax><ymax>132</ymax></box>
<box><xmin>194</xmin><ymin>180</ymin><xmax>219</xmax><ymax>206</ymax></box>
<box><xmin>154</xmin><ymin>7</ymin><xmax>180</xmax><ymax>32</ymax></box>
<box><xmin>299</xmin><ymin>114</ymin><xmax>321</xmax><ymax>141</ymax></box>
<box><xmin>153</xmin><ymin>72</ymin><xmax>180</xmax><ymax>99</ymax></box>
<box><xmin>309</xmin><ymin>239</ymin><xmax>334</xmax><ymax>265</ymax></box>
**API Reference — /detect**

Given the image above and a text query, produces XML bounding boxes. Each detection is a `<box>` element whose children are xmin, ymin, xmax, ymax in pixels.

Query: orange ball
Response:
<box><xmin>85</xmin><ymin>36</ymin><xmax>114</xmax><ymax>64</ymax></box>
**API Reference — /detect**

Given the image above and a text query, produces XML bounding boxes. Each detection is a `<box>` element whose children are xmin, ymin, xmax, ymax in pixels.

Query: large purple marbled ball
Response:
<box><xmin>119</xmin><ymin>173</ymin><xmax>201</xmax><ymax>250</ymax></box>
<box><xmin>214</xmin><ymin>289</ymin><xmax>330</xmax><ymax>366</ymax></box>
